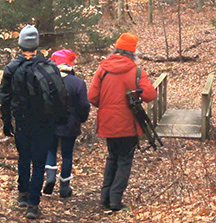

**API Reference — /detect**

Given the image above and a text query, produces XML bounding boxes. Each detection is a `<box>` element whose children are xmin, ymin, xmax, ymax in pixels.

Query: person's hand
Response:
<box><xmin>3</xmin><ymin>122</ymin><xmax>14</xmax><ymax>137</ymax></box>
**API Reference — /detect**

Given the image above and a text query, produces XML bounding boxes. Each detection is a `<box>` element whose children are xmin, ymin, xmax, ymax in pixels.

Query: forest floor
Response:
<box><xmin>0</xmin><ymin>3</ymin><xmax>216</xmax><ymax>223</ymax></box>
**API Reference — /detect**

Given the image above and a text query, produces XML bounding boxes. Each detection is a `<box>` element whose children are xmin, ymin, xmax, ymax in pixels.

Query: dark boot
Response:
<box><xmin>26</xmin><ymin>205</ymin><xmax>38</xmax><ymax>219</ymax></box>
<box><xmin>18</xmin><ymin>192</ymin><xmax>28</xmax><ymax>208</ymax></box>
<box><xmin>110</xmin><ymin>202</ymin><xmax>127</xmax><ymax>211</ymax></box>
<box><xmin>43</xmin><ymin>166</ymin><xmax>57</xmax><ymax>194</ymax></box>
<box><xmin>59</xmin><ymin>175</ymin><xmax>73</xmax><ymax>198</ymax></box>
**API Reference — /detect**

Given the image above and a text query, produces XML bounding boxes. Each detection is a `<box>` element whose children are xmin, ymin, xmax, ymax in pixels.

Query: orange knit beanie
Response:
<box><xmin>115</xmin><ymin>32</ymin><xmax>138</xmax><ymax>52</ymax></box>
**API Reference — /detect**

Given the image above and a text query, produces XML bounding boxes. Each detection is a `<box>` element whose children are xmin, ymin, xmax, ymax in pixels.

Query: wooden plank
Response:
<box><xmin>201</xmin><ymin>95</ymin><xmax>208</xmax><ymax>141</ymax></box>
<box><xmin>202</xmin><ymin>73</ymin><xmax>214</xmax><ymax>95</ymax></box>
<box><xmin>158</xmin><ymin>110</ymin><xmax>201</xmax><ymax>125</ymax></box>
<box><xmin>147</xmin><ymin>101</ymin><xmax>153</xmax><ymax>118</ymax></box>
<box><xmin>158</xmin><ymin>84</ymin><xmax>163</xmax><ymax>120</ymax></box>
<box><xmin>156</xmin><ymin>124</ymin><xmax>201</xmax><ymax>138</ymax></box>
<box><xmin>153</xmin><ymin>98</ymin><xmax>158</xmax><ymax>128</ymax></box>
<box><xmin>156</xmin><ymin>109</ymin><xmax>202</xmax><ymax>138</ymax></box>
<box><xmin>162</xmin><ymin>76</ymin><xmax>167</xmax><ymax>115</ymax></box>
<box><xmin>153</xmin><ymin>73</ymin><xmax>168</xmax><ymax>89</ymax></box>
<box><xmin>201</xmin><ymin>73</ymin><xmax>214</xmax><ymax>141</ymax></box>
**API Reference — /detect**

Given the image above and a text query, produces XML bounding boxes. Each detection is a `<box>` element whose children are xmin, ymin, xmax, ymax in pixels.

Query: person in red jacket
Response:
<box><xmin>88</xmin><ymin>32</ymin><xmax>157</xmax><ymax>211</ymax></box>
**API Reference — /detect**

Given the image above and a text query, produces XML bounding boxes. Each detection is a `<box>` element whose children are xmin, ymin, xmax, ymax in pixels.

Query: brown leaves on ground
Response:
<box><xmin>0</xmin><ymin>2</ymin><xmax>216</xmax><ymax>222</ymax></box>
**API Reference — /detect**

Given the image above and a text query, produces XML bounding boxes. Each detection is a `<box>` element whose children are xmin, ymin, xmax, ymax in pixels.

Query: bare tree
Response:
<box><xmin>90</xmin><ymin>0</ymin><xmax>99</xmax><ymax>5</ymax></box>
<box><xmin>177</xmin><ymin>0</ymin><xmax>183</xmax><ymax>61</ymax></box>
<box><xmin>33</xmin><ymin>0</ymin><xmax>56</xmax><ymax>47</ymax></box>
<box><xmin>100</xmin><ymin>0</ymin><xmax>116</xmax><ymax>21</ymax></box>
<box><xmin>118</xmin><ymin>0</ymin><xmax>125</xmax><ymax>25</ymax></box>
<box><xmin>158</xmin><ymin>1</ymin><xmax>169</xmax><ymax>60</ymax></box>
<box><xmin>85</xmin><ymin>0</ymin><xmax>99</xmax><ymax>6</ymax></box>
<box><xmin>148</xmin><ymin>0</ymin><xmax>153</xmax><ymax>24</ymax></box>
<box><xmin>198</xmin><ymin>0</ymin><xmax>204</xmax><ymax>10</ymax></box>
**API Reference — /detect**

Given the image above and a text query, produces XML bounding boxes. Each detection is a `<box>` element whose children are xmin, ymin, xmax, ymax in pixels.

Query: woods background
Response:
<box><xmin>0</xmin><ymin>0</ymin><xmax>216</xmax><ymax>222</ymax></box>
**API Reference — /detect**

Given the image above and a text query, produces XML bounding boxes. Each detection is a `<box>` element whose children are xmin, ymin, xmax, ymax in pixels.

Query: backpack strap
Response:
<box><xmin>101</xmin><ymin>68</ymin><xmax>142</xmax><ymax>86</ymax></box>
<box><xmin>136</xmin><ymin>67</ymin><xmax>142</xmax><ymax>88</ymax></box>
<box><xmin>100</xmin><ymin>70</ymin><xmax>109</xmax><ymax>83</ymax></box>
<box><xmin>36</xmin><ymin>64</ymin><xmax>57</xmax><ymax>95</ymax></box>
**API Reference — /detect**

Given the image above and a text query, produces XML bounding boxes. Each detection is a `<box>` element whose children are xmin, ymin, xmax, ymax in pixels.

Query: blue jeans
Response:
<box><xmin>46</xmin><ymin>136</ymin><xmax>76</xmax><ymax>179</ymax></box>
<box><xmin>15</xmin><ymin>118</ymin><xmax>54</xmax><ymax>206</ymax></box>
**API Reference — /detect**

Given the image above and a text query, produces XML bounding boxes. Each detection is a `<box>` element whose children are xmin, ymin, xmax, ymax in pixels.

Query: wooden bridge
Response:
<box><xmin>147</xmin><ymin>73</ymin><xmax>214</xmax><ymax>141</ymax></box>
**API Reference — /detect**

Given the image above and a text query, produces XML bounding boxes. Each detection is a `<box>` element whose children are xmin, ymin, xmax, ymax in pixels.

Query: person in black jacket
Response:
<box><xmin>0</xmin><ymin>25</ymin><xmax>58</xmax><ymax>219</ymax></box>
<box><xmin>43</xmin><ymin>49</ymin><xmax>90</xmax><ymax>197</ymax></box>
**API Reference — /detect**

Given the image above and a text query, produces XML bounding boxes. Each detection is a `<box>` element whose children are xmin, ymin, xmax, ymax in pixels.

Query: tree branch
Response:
<box><xmin>152</xmin><ymin>176</ymin><xmax>181</xmax><ymax>201</ymax></box>
<box><xmin>182</xmin><ymin>38</ymin><xmax>216</xmax><ymax>53</ymax></box>
<box><xmin>125</xmin><ymin>0</ymin><xmax>136</xmax><ymax>25</ymax></box>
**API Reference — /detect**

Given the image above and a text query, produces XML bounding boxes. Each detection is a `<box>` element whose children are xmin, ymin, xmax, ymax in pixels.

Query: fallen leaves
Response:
<box><xmin>0</xmin><ymin>2</ymin><xmax>216</xmax><ymax>222</ymax></box>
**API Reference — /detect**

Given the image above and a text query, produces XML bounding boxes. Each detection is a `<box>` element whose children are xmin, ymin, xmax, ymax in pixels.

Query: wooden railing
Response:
<box><xmin>201</xmin><ymin>73</ymin><xmax>214</xmax><ymax>141</ymax></box>
<box><xmin>147</xmin><ymin>72</ymin><xmax>214</xmax><ymax>141</ymax></box>
<box><xmin>147</xmin><ymin>73</ymin><xmax>168</xmax><ymax>128</ymax></box>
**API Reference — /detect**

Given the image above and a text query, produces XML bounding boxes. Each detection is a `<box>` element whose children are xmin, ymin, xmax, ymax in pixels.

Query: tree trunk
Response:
<box><xmin>148</xmin><ymin>0</ymin><xmax>153</xmax><ymax>24</ymax></box>
<box><xmin>86</xmin><ymin>0</ymin><xmax>90</xmax><ymax>6</ymax></box>
<box><xmin>29</xmin><ymin>0</ymin><xmax>55</xmax><ymax>48</ymax></box>
<box><xmin>101</xmin><ymin>0</ymin><xmax>116</xmax><ymax>20</ymax></box>
<box><xmin>158</xmin><ymin>1</ymin><xmax>169</xmax><ymax>60</ymax></box>
<box><xmin>90</xmin><ymin>0</ymin><xmax>99</xmax><ymax>5</ymax></box>
<box><xmin>177</xmin><ymin>0</ymin><xmax>183</xmax><ymax>61</ymax></box>
<box><xmin>198</xmin><ymin>0</ymin><xmax>204</xmax><ymax>10</ymax></box>
<box><xmin>118</xmin><ymin>0</ymin><xmax>125</xmax><ymax>25</ymax></box>
<box><xmin>35</xmin><ymin>0</ymin><xmax>56</xmax><ymax>48</ymax></box>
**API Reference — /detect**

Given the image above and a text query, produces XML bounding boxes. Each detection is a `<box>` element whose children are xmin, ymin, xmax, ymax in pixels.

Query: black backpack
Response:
<box><xmin>25</xmin><ymin>54</ymin><xmax>68</xmax><ymax>124</ymax></box>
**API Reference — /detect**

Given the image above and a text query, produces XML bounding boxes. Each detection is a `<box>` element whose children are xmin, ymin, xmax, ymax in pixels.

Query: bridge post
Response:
<box><xmin>201</xmin><ymin>73</ymin><xmax>214</xmax><ymax>141</ymax></box>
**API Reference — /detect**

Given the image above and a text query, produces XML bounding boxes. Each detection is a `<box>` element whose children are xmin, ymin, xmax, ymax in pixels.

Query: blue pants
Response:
<box><xmin>46</xmin><ymin>136</ymin><xmax>76</xmax><ymax>179</ymax></box>
<box><xmin>101</xmin><ymin>136</ymin><xmax>138</xmax><ymax>205</ymax></box>
<box><xmin>15</xmin><ymin>119</ymin><xmax>54</xmax><ymax>206</ymax></box>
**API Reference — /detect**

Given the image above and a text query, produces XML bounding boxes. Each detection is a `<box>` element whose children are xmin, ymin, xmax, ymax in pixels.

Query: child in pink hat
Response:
<box><xmin>43</xmin><ymin>49</ymin><xmax>90</xmax><ymax>198</ymax></box>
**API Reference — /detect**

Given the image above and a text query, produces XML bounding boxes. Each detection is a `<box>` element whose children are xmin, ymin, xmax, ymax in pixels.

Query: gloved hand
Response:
<box><xmin>3</xmin><ymin>122</ymin><xmax>14</xmax><ymax>137</ymax></box>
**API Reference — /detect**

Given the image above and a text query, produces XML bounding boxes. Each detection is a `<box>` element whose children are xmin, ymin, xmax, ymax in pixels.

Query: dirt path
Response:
<box><xmin>0</xmin><ymin>4</ymin><xmax>216</xmax><ymax>223</ymax></box>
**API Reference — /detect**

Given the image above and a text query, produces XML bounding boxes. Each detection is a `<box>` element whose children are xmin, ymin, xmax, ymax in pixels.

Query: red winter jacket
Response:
<box><xmin>88</xmin><ymin>54</ymin><xmax>157</xmax><ymax>138</ymax></box>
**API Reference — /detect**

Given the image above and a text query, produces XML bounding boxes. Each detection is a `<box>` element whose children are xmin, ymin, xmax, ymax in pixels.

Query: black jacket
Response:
<box><xmin>54</xmin><ymin>69</ymin><xmax>90</xmax><ymax>137</ymax></box>
<box><xmin>1</xmin><ymin>54</ymin><xmax>32</xmax><ymax>121</ymax></box>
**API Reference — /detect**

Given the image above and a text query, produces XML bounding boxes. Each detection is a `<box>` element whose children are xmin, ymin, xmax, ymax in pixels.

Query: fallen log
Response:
<box><xmin>139</xmin><ymin>54</ymin><xmax>199</xmax><ymax>62</ymax></box>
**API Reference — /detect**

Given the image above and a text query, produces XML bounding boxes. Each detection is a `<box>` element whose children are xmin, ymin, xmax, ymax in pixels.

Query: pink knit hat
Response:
<box><xmin>50</xmin><ymin>49</ymin><xmax>76</xmax><ymax>66</ymax></box>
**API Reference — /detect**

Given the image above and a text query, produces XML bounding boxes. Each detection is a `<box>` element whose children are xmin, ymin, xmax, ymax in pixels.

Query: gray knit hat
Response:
<box><xmin>18</xmin><ymin>25</ymin><xmax>39</xmax><ymax>50</ymax></box>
